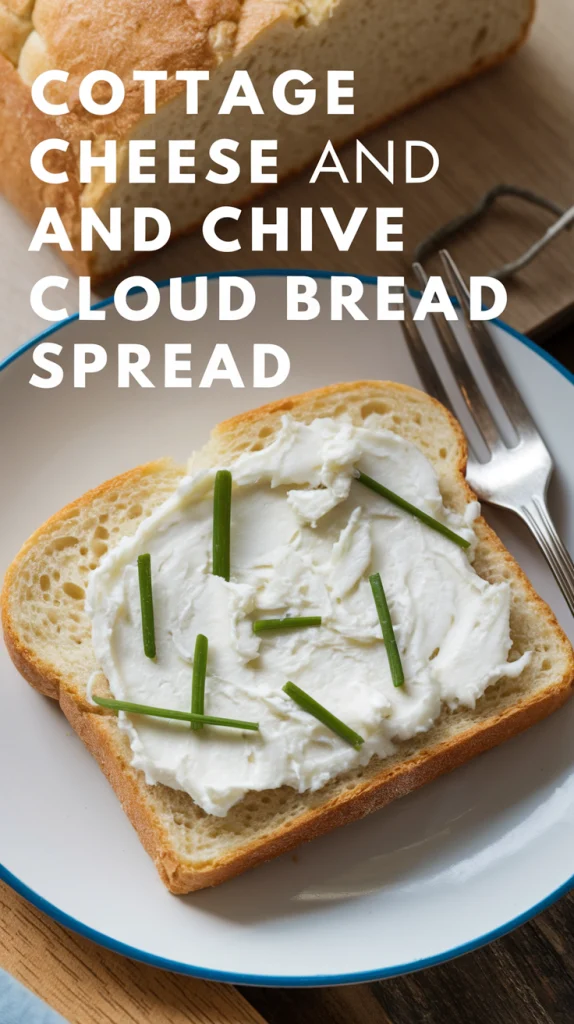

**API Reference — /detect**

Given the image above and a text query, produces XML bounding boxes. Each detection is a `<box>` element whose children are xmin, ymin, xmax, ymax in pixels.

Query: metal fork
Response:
<box><xmin>401</xmin><ymin>250</ymin><xmax>574</xmax><ymax>616</ymax></box>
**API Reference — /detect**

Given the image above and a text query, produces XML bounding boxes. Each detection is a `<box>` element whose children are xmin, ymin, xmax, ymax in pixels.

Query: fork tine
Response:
<box><xmin>400</xmin><ymin>287</ymin><xmax>455</xmax><ymax>414</ymax></box>
<box><xmin>412</xmin><ymin>263</ymin><xmax>503</xmax><ymax>454</ymax></box>
<box><xmin>439</xmin><ymin>250</ymin><xmax>539</xmax><ymax>441</ymax></box>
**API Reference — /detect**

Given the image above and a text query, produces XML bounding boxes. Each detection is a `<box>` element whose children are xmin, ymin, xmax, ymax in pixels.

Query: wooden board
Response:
<box><xmin>0</xmin><ymin>881</ymin><xmax>265</xmax><ymax>1024</ymax></box>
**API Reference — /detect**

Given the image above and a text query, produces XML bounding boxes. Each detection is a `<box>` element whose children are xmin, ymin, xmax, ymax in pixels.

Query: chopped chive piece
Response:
<box><xmin>137</xmin><ymin>553</ymin><xmax>156</xmax><ymax>659</ymax></box>
<box><xmin>282</xmin><ymin>681</ymin><xmax>364</xmax><ymax>750</ymax></box>
<box><xmin>92</xmin><ymin>695</ymin><xmax>259</xmax><ymax>732</ymax></box>
<box><xmin>213</xmin><ymin>469</ymin><xmax>232</xmax><ymax>580</ymax></box>
<box><xmin>369</xmin><ymin>572</ymin><xmax>404</xmax><ymax>688</ymax></box>
<box><xmin>253</xmin><ymin>616</ymin><xmax>322</xmax><ymax>634</ymax></box>
<box><xmin>191</xmin><ymin>634</ymin><xmax>208</xmax><ymax>731</ymax></box>
<box><xmin>355</xmin><ymin>469</ymin><xmax>470</xmax><ymax>550</ymax></box>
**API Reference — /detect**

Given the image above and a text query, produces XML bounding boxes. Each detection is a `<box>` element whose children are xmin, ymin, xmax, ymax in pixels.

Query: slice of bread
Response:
<box><xmin>0</xmin><ymin>0</ymin><xmax>534</xmax><ymax>279</ymax></box>
<box><xmin>2</xmin><ymin>381</ymin><xmax>573</xmax><ymax>893</ymax></box>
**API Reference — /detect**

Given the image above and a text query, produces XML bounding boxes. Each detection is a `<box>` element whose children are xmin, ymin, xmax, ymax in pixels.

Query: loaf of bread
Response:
<box><xmin>2</xmin><ymin>381</ymin><xmax>572</xmax><ymax>893</ymax></box>
<box><xmin>0</xmin><ymin>0</ymin><xmax>534</xmax><ymax>280</ymax></box>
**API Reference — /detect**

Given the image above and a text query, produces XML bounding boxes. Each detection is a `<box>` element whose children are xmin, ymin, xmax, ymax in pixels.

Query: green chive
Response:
<box><xmin>369</xmin><ymin>572</ymin><xmax>404</xmax><ymax>688</ymax></box>
<box><xmin>355</xmin><ymin>469</ymin><xmax>470</xmax><ymax>550</ymax></box>
<box><xmin>212</xmin><ymin>469</ymin><xmax>232</xmax><ymax>580</ymax></box>
<box><xmin>137</xmin><ymin>553</ymin><xmax>156</xmax><ymax>659</ymax></box>
<box><xmin>191</xmin><ymin>634</ymin><xmax>208</xmax><ymax>730</ymax></box>
<box><xmin>92</xmin><ymin>695</ymin><xmax>259</xmax><ymax>732</ymax></box>
<box><xmin>282</xmin><ymin>681</ymin><xmax>364</xmax><ymax>750</ymax></box>
<box><xmin>253</xmin><ymin>616</ymin><xmax>322</xmax><ymax>634</ymax></box>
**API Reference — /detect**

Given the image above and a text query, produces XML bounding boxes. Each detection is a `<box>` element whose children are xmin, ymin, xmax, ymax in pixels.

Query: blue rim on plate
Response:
<box><xmin>1</xmin><ymin>269</ymin><xmax>573</xmax><ymax>986</ymax></box>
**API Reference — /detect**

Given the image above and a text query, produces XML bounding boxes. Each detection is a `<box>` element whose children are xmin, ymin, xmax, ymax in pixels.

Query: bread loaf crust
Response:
<box><xmin>0</xmin><ymin>0</ymin><xmax>536</xmax><ymax>280</ymax></box>
<box><xmin>2</xmin><ymin>380</ymin><xmax>573</xmax><ymax>893</ymax></box>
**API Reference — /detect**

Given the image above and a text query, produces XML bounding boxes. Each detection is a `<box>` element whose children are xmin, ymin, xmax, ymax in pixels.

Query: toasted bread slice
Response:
<box><xmin>2</xmin><ymin>382</ymin><xmax>573</xmax><ymax>893</ymax></box>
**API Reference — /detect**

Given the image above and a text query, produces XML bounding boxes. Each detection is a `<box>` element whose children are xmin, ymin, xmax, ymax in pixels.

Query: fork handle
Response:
<box><xmin>519</xmin><ymin>497</ymin><xmax>574</xmax><ymax>617</ymax></box>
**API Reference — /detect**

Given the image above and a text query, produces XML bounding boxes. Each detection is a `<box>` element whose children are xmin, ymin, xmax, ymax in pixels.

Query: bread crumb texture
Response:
<box><xmin>2</xmin><ymin>459</ymin><xmax>184</xmax><ymax>699</ymax></box>
<box><xmin>2</xmin><ymin>382</ymin><xmax>572</xmax><ymax>892</ymax></box>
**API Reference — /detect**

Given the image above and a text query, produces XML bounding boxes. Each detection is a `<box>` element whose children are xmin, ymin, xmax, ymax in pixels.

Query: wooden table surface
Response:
<box><xmin>1</xmin><ymin>0</ymin><xmax>573</xmax><ymax>1020</ymax></box>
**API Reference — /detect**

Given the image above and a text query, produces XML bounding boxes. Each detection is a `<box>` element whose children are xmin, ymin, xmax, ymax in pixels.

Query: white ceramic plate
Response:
<box><xmin>1</xmin><ymin>272</ymin><xmax>573</xmax><ymax>986</ymax></box>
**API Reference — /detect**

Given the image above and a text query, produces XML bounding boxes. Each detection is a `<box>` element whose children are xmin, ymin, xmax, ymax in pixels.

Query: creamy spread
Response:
<box><xmin>86</xmin><ymin>416</ymin><xmax>530</xmax><ymax>817</ymax></box>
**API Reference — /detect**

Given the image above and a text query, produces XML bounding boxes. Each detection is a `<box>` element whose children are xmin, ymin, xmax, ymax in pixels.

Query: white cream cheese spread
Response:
<box><xmin>86</xmin><ymin>415</ymin><xmax>530</xmax><ymax>817</ymax></box>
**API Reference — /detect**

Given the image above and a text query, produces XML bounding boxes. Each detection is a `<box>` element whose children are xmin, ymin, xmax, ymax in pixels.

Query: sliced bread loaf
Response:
<box><xmin>0</xmin><ymin>0</ymin><xmax>534</xmax><ymax>278</ymax></box>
